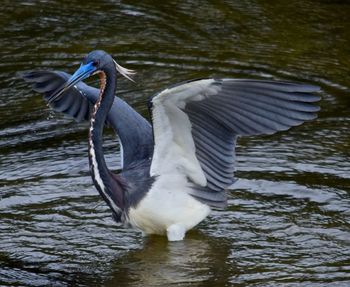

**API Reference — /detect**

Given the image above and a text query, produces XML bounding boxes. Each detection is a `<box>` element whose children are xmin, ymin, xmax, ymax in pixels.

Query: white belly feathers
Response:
<box><xmin>128</xmin><ymin>173</ymin><xmax>211</xmax><ymax>238</ymax></box>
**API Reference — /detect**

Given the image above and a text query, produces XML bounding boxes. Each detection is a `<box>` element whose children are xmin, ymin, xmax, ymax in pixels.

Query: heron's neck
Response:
<box><xmin>88</xmin><ymin>69</ymin><xmax>123</xmax><ymax>211</ymax></box>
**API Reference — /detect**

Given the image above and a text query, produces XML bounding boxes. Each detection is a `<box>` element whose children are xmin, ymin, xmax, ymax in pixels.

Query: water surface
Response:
<box><xmin>1</xmin><ymin>0</ymin><xmax>350</xmax><ymax>286</ymax></box>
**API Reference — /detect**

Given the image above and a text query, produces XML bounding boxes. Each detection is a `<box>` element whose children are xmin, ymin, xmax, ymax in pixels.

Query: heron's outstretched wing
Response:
<box><xmin>21</xmin><ymin>70</ymin><xmax>93</xmax><ymax>122</ymax></box>
<box><xmin>149</xmin><ymin>78</ymin><xmax>320</xmax><ymax>206</ymax></box>
<box><xmin>22</xmin><ymin>70</ymin><xmax>154</xmax><ymax>169</ymax></box>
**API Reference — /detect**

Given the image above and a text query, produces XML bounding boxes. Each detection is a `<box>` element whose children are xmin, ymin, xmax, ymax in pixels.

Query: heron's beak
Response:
<box><xmin>48</xmin><ymin>62</ymin><xmax>96</xmax><ymax>104</ymax></box>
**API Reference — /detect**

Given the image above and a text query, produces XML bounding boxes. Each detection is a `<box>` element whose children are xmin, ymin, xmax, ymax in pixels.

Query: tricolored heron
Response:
<box><xmin>23</xmin><ymin>50</ymin><xmax>320</xmax><ymax>241</ymax></box>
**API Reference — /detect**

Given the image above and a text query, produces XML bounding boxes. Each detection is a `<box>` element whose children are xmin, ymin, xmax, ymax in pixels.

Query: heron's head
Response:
<box><xmin>81</xmin><ymin>50</ymin><xmax>115</xmax><ymax>74</ymax></box>
<box><xmin>48</xmin><ymin>50</ymin><xmax>134</xmax><ymax>104</ymax></box>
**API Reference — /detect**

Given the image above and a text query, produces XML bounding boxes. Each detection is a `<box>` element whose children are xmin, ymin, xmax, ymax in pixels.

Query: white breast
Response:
<box><xmin>128</xmin><ymin>173</ymin><xmax>211</xmax><ymax>235</ymax></box>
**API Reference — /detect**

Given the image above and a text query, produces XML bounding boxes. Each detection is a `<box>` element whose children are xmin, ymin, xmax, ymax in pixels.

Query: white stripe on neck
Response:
<box><xmin>88</xmin><ymin>71</ymin><xmax>122</xmax><ymax>215</ymax></box>
<box><xmin>119</xmin><ymin>139</ymin><xmax>124</xmax><ymax>169</ymax></box>
<box><xmin>89</xmin><ymin>137</ymin><xmax>121</xmax><ymax>215</ymax></box>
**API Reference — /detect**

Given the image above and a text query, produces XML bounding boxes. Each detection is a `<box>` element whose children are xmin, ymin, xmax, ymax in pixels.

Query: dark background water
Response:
<box><xmin>1</xmin><ymin>0</ymin><xmax>350</xmax><ymax>286</ymax></box>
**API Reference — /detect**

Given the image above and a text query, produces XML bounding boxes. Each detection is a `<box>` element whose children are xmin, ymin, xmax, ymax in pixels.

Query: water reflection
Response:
<box><xmin>106</xmin><ymin>232</ymin><xmax>234</xmax><ymax>287</ymax></box>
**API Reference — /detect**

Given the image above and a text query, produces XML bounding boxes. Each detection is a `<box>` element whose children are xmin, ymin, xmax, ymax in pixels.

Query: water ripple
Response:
<box><xmin>1</xmin><ymin>0</ymin><xmax>350</xmax><ymax>286</ymax></box>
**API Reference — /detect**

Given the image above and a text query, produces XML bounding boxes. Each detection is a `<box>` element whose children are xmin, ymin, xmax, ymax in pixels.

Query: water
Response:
<box><xmin>1</xmin><ymin>0</ymin><xmax>350</xmax><ymax>286</ymax></box>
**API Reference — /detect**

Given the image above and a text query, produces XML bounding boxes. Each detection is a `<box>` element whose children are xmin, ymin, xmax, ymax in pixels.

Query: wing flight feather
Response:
<box><xmin>149</xmin><ymin>78</ymin><xmax>320</xmax><ymax>206</ymax></box>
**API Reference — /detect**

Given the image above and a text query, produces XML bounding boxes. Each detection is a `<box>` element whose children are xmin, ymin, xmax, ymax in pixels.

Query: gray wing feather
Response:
<box><xmin>22</xmin><ymin>70</ymin><xmax>154</xmax><ymax>169</ymax></box>
<box><xmin>186</xmin><ymin>109</ymin><xmax>236</xmax><ymax>192</ymax></box>
<box><xmin>177</xmin><ymin>79</ymin><xmax>320</xmax><ymax>205</ymax></box>
<box><xmin>21</xmin><ymin>70</ymin><xmax>92</xmax><ymax>122</ymax></box>
<box><xmin>192</xmin><ymin>79</ymin><xmax>319</xmax><ymax>187</ymax></box>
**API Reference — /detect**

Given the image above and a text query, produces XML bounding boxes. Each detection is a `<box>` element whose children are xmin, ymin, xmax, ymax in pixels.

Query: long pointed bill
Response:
<box><xmin>47</xmin><ymin>62</ymin><xmax>96</xmax><ymax>104</ymax></box>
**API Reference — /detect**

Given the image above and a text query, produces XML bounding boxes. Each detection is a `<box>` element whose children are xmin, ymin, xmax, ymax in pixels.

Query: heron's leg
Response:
<box><xmin>166</xmin><ymin>224</ymin><xmax>186</xmax><ymax>241</ymax></box>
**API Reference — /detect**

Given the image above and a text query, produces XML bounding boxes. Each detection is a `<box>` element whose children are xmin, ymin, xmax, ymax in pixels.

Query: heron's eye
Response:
<box><xmin>92</xmin><ymin>61</ymin><xmax>98</xmax><ymax>67</ymax></box>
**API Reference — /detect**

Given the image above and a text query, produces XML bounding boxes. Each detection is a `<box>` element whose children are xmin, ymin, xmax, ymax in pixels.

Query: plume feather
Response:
<box><xmin>113</xmin><ymin>60</ymin><xmax>136</xmax><ymax>82</ymax></box>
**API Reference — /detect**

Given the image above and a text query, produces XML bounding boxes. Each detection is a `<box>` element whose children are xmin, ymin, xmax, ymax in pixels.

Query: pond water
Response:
<box><xmin>1</xmin><ymin>0</ymin><xmax>350</xmax><ymax>286</ymax></box>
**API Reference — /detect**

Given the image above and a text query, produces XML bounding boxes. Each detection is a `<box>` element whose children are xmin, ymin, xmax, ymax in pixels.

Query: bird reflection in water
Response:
<box><xmin>105</xmin><ymin>231</ymin><xmax>235</xmax><ymax>287</ymax></box>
